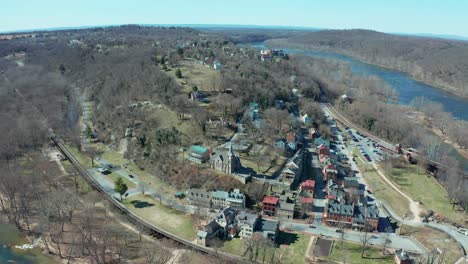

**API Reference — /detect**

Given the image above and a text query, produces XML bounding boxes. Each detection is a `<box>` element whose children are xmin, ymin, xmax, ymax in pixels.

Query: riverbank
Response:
<box><xmin>265</xmin><ymin>39</ymin><xmax>468</xmax><ymax>100</ymax></box>
<box><xmin>0</xmin><ymin>221</ymin><xmax>58</xmax><ymax>264</ymax></box>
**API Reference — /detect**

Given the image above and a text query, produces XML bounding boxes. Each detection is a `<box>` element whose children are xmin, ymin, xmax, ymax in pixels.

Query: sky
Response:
<box><xmin>2</xmin><ymin>0</ymin><xmax>468</xmax><ymax>37</ymax></box>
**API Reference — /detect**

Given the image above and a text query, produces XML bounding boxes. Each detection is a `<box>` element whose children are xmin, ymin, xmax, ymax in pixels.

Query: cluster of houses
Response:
<box><xmin>261</xmin><ymin>178</ymin><xmax>316</xmax><ymax>220</ymax></box>
<box><xmin>260</xmin><ymin>49</ymin><xmax>287</xmax><ymax>62</ymax></box>
<box><xmin>187</xmin><ymin>188</ymin><xmax>246</xmax><ymax>210</ymax></box>
<box><xmin>316</xmin><ymin>140</ymin><xmax>381</xmax><ymax>231</ymax></box>
<box><xmin>196</xmin><ymin>207</ymin><xmax>280</xmax><ymax>247</ymax></box>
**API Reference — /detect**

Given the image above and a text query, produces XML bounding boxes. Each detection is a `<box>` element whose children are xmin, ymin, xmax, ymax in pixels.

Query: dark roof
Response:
<box><xmin>205</xmin><ymin>219</ymin><xmax>222</xmax><ymax>235</ymax></box>
<box><xmin>255</xmin><ymin>219</ymin><xmax>278</xmax><ymax>233</ymax></box>
<box><xmin>328</xmin><ymin>201</ymin><xmax>354</xmax><ymax>216</ymax></box>
<box><xmin>354</xmin><ymin>205</ymin><xmax>379</xmax><ymax>220</ymax></box>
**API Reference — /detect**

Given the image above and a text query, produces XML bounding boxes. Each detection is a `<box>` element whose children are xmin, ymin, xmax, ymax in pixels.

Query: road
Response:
<box><xmin>322</xmin><ymin>103</ymin><xmax>468</xmax><ymax>253</ymax></box>
<box><xmin>76</xmin><ymin>93</ymin><xmax>466</xmax><ymax>254</ymax></box>
<box><xmin>281</xmin><ymin>220</ymin><xmax>426</xmax><ymax>253</ymax></box>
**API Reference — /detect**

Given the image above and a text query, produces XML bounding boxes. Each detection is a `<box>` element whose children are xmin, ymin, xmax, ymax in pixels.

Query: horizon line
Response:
<box><xmin>1</xmin><ymin>23</ymin><xmax>468</xmax><ymax>41</ymax></box>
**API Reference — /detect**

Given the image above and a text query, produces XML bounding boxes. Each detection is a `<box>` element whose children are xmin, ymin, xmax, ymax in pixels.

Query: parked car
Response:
<box><xmin>128</xmin><ymin>174</ymin><xmax>134</xmax><ymax>178</ymax></box>
<box><xmin>458</xmin><ymin>228</ymin><xmax>468</xmax><ymax>236</ymax></box>
<box><xmin>97</xmin><ymin>167</ymin><xmax>111</xmax><ymax>174</ymax></box>
<box><xmin>336</xmin><ymin>229</ymin><xmax>343</xmax><ymax>233</ymax></box>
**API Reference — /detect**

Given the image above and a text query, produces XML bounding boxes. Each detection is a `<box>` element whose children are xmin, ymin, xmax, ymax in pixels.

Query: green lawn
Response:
<box><xmin>221</xmin><ymin>238</ymin><xmax>247</xmax><ymax>256</ymax></box>
<box><xmin>355</xmin><ymin>156</ymin><xmax>412</xmax><ymax>218</ymax></box>
<box><xmin>221</xmin><ymin>233</ymin><xmax>309</xmax><ymax>263</ymax></box>
<box><xmin>280</xmin><ymin>234</ymin><xmax>310</xmax><ymax>264</ymax></box>
<box><xmin>64</xmin><ymin>144</ymin><xmax>93</xmax><ymax>168</ymax></box>
<box><xmin>388</xmin><ymin>164</ymin><xmax>466</xmax><ymax>225</ymax></box>
<box><xmin>325</xmin><ymin>241</ymin><xmax>393</xmax><ymax>264</ymax></box>
<box><xmin>123</xmin><ymin>195</ymin><xmax>196</xmax><ymax>240</ymax></box>
<box><xmin>105</xmin><ymin>173</ymin><xmax>136</xmax><ymax>189</ymax></box>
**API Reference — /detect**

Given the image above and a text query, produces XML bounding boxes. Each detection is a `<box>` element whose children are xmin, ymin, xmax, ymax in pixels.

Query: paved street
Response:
<box><xmin>281</xmin><ymin>221</ymin><xmax>427</xmax><ymax>253</ymax></box>
<box><xmin>77</xmin><ymin>92</ymin><xmax>466</xmax><ymax>255</ymax></box>
<box><xmin>321</xmin><ymin>104</ymin><xmax>468</xmax><ymax>253</ymax></box>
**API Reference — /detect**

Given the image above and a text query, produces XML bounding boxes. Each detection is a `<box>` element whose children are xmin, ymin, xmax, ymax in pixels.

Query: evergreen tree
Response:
<box><xmin>114</xmin><ymin>177</ymin><xmax>128</xmax><ymax>202</ymax></box>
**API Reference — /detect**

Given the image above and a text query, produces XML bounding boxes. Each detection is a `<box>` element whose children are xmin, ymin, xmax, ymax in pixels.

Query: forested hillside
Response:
<box><xmin>267</xmin><ymin>29</ymin><xmax>468</xmax><ymax>97</ymax></box>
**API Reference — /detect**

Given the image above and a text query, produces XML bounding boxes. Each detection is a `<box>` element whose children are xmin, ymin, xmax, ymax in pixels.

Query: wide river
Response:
<box><xmin>250</xmin><ymin>42</ymin><xmax>468</xmax><ymax>121</ymax></box>
<box><xmin>247</xmin><ymin>42</ymin><xmax>468</xmax><ymax>170</ymax></box>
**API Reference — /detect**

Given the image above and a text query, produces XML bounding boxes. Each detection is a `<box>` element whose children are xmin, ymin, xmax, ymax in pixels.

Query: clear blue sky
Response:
<box><xmin>2</xmin><ymin>0</ymin><xmax>467</xmax><ymax>37</ymax></box>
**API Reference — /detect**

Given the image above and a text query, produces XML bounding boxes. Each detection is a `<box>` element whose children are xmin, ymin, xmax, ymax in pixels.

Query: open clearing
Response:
<box><xmin>325</xmin><ymin>240</ymin><xmax>393</xmax><ymax>264</ymax></box>
<box><xmin>174</xmin><ymin>60</ymin><xmax>220</xmax><ymax>93</ymax></box>
<box><xmin>123</xmin><ymin>194</ymin><xmax>196</xmax><ymax>240</ymax></box>
<box><xmin>387</xmin><ymin>164</ymin><xmax>466</xmax><ymax>225</ymax></box>
<box><xmin>220</xmin><ymin>233</ymin><xmax>309</xmax><ymax>264</ymax></box>
<box><xmin>355</xmin><ymin>155</ymin><xmax>413</xmax><ymax>218</ymax></box>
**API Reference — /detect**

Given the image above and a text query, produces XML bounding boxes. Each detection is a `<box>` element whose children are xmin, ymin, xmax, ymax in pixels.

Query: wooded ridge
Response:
<box><xmin>267</xmin><ymin>29</ymin><xmax>468</xmax><ymax>98</ymax></box>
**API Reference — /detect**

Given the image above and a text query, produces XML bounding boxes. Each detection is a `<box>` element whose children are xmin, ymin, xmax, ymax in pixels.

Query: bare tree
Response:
<box><xmin>141</xmin><ymin>242</ymin><xmax>173</xmax><ymax>264</ymax></box>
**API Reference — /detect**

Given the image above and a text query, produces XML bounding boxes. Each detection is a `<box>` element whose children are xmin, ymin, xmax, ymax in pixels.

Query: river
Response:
<box><xmin>0</xmin><ymin>222</ymin><xmax>55</xmax><ymax>264</ymax></box>
<box><xmin>249</xmin><ymin>42</ymin><xmax>468</xmax><ymax>121</ymax></box>
<box><xmin>246</xmin><ymin>42</ymin><xmax>468</xmax><ymax>170</ymax></box>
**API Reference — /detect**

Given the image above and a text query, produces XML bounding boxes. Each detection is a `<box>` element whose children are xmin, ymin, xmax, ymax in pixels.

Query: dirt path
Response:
<box><xmin>304</xmin><ymin>235</ymin><xmax>317</xmax><ymax>261</ymax></box>
<box><xmin>373</xmin><ymin>164</ymin><xmax>423</xmax><ymax>224</ymax></box>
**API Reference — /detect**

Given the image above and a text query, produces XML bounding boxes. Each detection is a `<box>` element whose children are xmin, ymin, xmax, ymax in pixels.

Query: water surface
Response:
<box><xmin>250</xmin><ymin>42</ymin><xmax>468</xmax><ymax>121</ymax></box>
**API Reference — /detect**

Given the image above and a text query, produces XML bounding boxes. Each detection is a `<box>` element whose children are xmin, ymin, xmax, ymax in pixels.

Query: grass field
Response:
<box><xmin>403</xmin><ymin>225</ymin><xmax>464</xmax><ymax>264</ymax></box>
<box><xmin>175</xmin><ymin>60</ymin><xmax>219</xmax><ymax>93</ymax></box>
<box><xmin>355</xmin><ymin>155</ymin><xmax>413</xmax><ymax>218</ymax></box>
<box><xmin>279</xmin><ymin>234</ymin><xmax>310</xmax><ymax>264</ymax></box>
<box><xmin>221</xmin><ymin>233</ymin><xmax>310</xmax><ymax>263</ymax></box>
<box><xmin>221</xmin><ymin>238</ymin><xmax>247</xmax><ymax>256</ymax></box>
<box><xmin>64</xmin><ymin>144</ymin><xmax>93</xmax><ymax>168</ymax></box>
<box><xmin>325</xmin><ymin>241</ymin><xmax>393</xmax><ymax>264</ymax></box>
<box><xmin>387</xmin><ymin>164</ymin><xmax>466</xmax><ymax>224</ymax></box>
<box><xmin>106</xmin><ymin>172</ymin><xmax>135</xmax><ymax>189</ymax></box>
<box><xmin>123</xmin><ymin>194</ymin><xmax>196</xmax><ymax>240</ymax></box>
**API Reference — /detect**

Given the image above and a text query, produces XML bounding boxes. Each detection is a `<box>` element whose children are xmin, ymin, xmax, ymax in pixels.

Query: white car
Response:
<box><xmin>97</xmin><ymin>167</ymin><xmax>110</xmax><ymax>174</ymax></box>
<box><xmin>458</xmin><ymin>228</ymin><xmax>468</xmax><ymax>236</ymax></box>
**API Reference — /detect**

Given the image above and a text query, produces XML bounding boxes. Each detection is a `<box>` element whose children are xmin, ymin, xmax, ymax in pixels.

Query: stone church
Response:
<box><xmin>211</xmin><ymin>142</ymin><xmax>241</xmax><ymax>174</ymax></box>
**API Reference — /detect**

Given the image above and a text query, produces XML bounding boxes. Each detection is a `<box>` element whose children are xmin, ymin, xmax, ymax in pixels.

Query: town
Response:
<box><xmin>1</xmin><ymin>17</ymin><xmax>467</xmax><ymax>264</ymax></box>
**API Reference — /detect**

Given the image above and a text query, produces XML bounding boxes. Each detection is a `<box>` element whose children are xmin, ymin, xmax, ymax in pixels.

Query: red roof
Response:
<box><xmin>328</xmin><ymin>195</ymin><xmax>336</xmax><ymax>200</ymax></box>
<box><xmin>301</xmin><ymin>197</ymin><xmax>313</xmax><ymax>204</ymax></box>
<box><xmin>301</xmin><ymin>180</ymin><xmax>315</xmax><ymax>188</ymax></box>
<box><xmin>263</xmin><ymin>196</ymin><xmax>279</xmax><ymax>205</ymax></box>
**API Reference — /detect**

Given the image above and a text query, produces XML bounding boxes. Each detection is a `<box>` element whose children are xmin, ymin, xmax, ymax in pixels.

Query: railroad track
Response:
<box><xmin>51</xmin><ymin>135</ymin><xmax>248</xmax><ymax>263</ymax></box>
<box><xmin>324</xmin><ymin>103</ymin><xmax>468</xmax><ymax>177</ymax></box>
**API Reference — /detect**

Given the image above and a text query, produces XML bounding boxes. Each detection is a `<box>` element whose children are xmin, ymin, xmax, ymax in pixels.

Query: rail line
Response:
<box><xmin>51</xmin><ymin>135</ymin><xmax>248</xmax><ymax>263</ymax></box>
<box><xmin>324</xmin><ymin>103</ymin><xmax>468</xmax><ymax>177</ymax></box>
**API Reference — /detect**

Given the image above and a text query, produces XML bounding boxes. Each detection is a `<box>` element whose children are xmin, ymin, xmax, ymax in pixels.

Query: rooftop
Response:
<box><xmin>263</xmin><ymin>196</ymin><xmax>279</xmax><ymax>205</ymax></box>
<box><xmin>301</xmin><ymin>180</ymin><xmax>315</xmax><ymax>188</ymax></box>
<box><xmin>279</xmin><ymin>202</ymin><xmax>295</xmax><ymax>211</ymax></box>
<box><xmin>190</xmin><ymin>145</ymin><xmax>208</xmax><ymax>154</ymax></box>
<box><xmin>212</xmin><ymin>190</ymin><xmax>229</xmax><ymax>199</ymax></box>
<box><xmin>256</xmin><ymin>219</ymin><xmax>278</xmax><ymax>233</ymax></box>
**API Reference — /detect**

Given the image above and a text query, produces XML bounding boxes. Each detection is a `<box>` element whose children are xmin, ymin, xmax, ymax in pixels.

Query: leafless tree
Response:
<box><xmin>141</xmin><ymin>242</ymin><xmax>173</xmax><ymax>264</ymax></box>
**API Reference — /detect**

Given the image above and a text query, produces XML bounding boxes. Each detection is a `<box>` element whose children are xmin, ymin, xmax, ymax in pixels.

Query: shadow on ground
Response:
<box><xmin>130</xmin><ymin>200</ymin><xmax>155</xmax><ymax>208</ymax></box>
